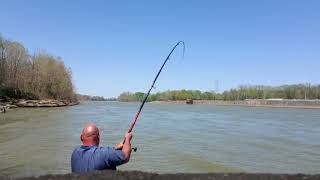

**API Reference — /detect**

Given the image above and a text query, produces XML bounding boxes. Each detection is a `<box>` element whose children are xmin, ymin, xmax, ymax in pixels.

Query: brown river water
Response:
<box><xmin>0</xmin><ymin>101</ymin><xmax>319</xmax><ymax>177</ymax></box>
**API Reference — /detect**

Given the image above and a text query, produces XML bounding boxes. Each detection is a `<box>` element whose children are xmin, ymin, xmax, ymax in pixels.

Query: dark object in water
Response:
<box><xmin>186</xmin><ymin>99</ymin><xmax>193</xmax><ymax>104</ymax></box>
<box><xmin>9</xmin><ymin>170</ymin><xmax>320</xmax><ymax>180</ymax></box>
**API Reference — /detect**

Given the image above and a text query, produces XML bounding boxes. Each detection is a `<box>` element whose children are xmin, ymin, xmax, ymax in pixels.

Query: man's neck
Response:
<box><xmin>82</xmin><ymin>141</ymin><xmax>98</xmax><ymax>146</ymax></box>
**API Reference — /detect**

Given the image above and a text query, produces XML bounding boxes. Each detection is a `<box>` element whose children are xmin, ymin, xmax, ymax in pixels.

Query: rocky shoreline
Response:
<box><xmin>2</xmin><ymin>171</ymin><xmax>319</xmax><ymax>180</ymax></box>
<box><xmin>0</xmin><ymin>99</ymin><xmax>79</xmax><ymax>112</ymax></box>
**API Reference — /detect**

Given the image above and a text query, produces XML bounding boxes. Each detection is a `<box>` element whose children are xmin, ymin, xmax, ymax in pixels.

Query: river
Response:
<box><xmin>0</xmin><ymin>101</ymin><xmax>319</xmax><ymax>177</ymax></box>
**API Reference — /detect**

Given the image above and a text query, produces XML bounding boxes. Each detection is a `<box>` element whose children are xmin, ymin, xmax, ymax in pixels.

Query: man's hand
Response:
<box><xmin>125</xmin><ymin>132</ymin><xmax>133</xmax><ymax>143</ymax></box>
<box><xmin>115</xmin><ymin>132</ymin><xmax>132</xmax><ymax>150</ymax></box>
<box><xmin>115</xmin><ymin>143</ymin><xmax>123</xmax><ymax>150</ymax></box>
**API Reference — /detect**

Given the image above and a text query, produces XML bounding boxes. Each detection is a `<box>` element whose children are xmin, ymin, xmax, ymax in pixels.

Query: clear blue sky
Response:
<box><xmin>1</xmin><ymin>0</ymin><xmax>319</xmax><ymax>97</ymax></box>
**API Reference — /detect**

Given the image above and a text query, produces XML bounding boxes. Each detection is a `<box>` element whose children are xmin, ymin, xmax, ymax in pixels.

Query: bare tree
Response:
<box><xmin>0</xmin><ymin>35</ymin><xmax>7</xmax><ymax>86</ymax></box>
<box><xmin>0</xmin><ymin>35</ymin><xmax>76</xmax><ymax>101</ymax></box>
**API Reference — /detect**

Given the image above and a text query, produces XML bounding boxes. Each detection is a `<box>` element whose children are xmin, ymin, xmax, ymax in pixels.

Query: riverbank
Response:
<box><xmin>2</xmin><ymin>171</ymin><xmax>319</xmax><ymax>180</ymax></box>
<box><xmin>0</xmin><ymin>99</ymin><xmax>79</xmax><ymax>112</ymax></box>
<box><xmin>149</xmin><ymin>99</ymin><xmax>320</xmax><ymax>109</ymax></box>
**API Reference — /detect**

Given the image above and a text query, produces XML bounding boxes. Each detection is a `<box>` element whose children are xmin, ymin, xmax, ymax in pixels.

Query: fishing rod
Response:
<box><xmin>124</xmin><ymin>41</ymin><xmax>185</xmax><ymax>151</ymax></box>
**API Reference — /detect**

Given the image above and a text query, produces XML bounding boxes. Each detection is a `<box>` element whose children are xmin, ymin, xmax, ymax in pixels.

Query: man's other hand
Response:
<box><xmin>115</xmin><ymin>143</ymin><xmax>123</xmax><ymax>150</ymax></box>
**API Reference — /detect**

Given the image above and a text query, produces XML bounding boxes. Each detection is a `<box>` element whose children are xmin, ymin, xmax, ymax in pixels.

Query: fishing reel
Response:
<box><xmin>132</xmin><ymin>147</ymin><xmax>137</xmax><ymax>152</ymax></box>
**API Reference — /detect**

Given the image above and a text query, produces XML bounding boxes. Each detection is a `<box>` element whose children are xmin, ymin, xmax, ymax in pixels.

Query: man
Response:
<box><xmin>71</xmin><ymin>123</ymin><xmax>133</xmax><ymax>172</ymax></box>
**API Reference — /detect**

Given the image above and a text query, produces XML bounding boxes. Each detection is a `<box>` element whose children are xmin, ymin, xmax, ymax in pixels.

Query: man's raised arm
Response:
<box><xmin>122</xmin><ymin>132</ymin><xmax>132</xmax><ymax>163</ymax></box>
<box><xmin>115</xmin><ymin>132</ymin><xmax>133</xmax><ymax>163</ymax></box>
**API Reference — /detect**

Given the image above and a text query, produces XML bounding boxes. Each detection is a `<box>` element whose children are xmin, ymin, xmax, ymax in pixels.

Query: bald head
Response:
<box><xmin>81</xmin><ymin>123</ymin><xmax>100</xmax><ymax>146</ymax></box>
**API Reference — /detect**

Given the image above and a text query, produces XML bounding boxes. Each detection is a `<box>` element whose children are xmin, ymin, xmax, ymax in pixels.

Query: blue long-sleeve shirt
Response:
<box><xmin>71</xmin><ymin>145</ymin><xmax>125</xmax><ymax>172</ymax></box>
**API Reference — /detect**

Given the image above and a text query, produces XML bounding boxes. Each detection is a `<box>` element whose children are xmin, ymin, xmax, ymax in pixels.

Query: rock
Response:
<box><xmin>68</xmin><ymin>102</ymin><xmax>79</xmax><ymax>106</ymax></box>
<box><xmin>0</xmin><ymin>103</ymin><xmax>18</xmax><ymax>113</ymax></box>
<box><xmin>57</xmin><ymin>101</ymin><xmax>67</xmax><ymax>107</ymax></box>
<box><xmin>39</xmin><ymin>103</ymin><xmax>59</xmax><ymax>107</ymax></box>
<box><xmin>16</xmin><ymin>100</ymin><xmax>27</xmax><ymax>107</ymax></box>
<box><xmin>0</xmin><ymin>106</ymin><xmax>6</xmax><ymax>113</ymax></box>
<box><xmin>7</xmin><ymin>104</ymin><xmax>17</xmax><ymax>109</ymax></box>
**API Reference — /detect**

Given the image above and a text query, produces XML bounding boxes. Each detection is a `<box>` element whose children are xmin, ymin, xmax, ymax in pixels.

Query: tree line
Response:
<box><xmin>118</xmin><ymin>84</ymin><xmax>320</xmax><ymax>102</ymax></box>
<box><xmin>77</xmin><ymin>94</ymin><xmax>107</xmax><ymax>101</ymax></box>
<box><xmin>0</xmin><ymin>34</ymin><xmax>76</xmax><ymax>101</ymax></box>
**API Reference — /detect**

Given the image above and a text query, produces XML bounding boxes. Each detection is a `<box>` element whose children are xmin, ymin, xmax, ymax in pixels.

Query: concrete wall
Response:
<box><xmin>245</xmin><ymin>99</ymin><xmax>320</xmax><ymax>107</ymax></box>
<box><xmin>3</xmin><ymin>171</ymin><xmax>319</xmax><ymax>180</ymax></box>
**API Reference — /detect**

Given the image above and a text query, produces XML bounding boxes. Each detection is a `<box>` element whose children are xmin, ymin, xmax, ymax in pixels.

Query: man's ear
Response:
<box><xmin>96</xmin><ymin>134</ymin><xmax>100</xmax><ymax>141</ymax></box>
<box><xmin>80</xmin><ymin>134</ymin><xmax>83</xmax><ymax>142</ymax></box>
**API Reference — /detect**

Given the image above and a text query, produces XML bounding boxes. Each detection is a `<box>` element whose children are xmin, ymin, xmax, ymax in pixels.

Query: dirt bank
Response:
<box><xmin>150</xmin><ymin>99</ymin><xmax>320</xmax><ymax>109</ymax></box>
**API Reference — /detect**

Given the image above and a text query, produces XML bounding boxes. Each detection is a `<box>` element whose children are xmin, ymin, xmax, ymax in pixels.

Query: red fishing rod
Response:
<box><xmin>123</xmin><ymin>41</ymin><xmax>185</xmax><ymax>151</ymax></box>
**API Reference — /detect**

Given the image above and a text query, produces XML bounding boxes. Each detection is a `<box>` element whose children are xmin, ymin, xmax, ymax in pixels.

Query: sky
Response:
<box><xmin>1</xmin><ymin>0</ymin><xmax>319</xmax><ymax>97</ymax></box>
